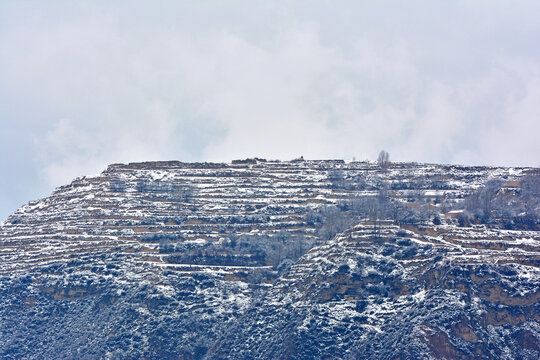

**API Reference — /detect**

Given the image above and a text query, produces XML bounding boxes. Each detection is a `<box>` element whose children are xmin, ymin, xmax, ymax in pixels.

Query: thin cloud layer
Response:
<box><xmin>1</xmin><ymin>1</ymin><xmax>540</xmax><ymax>220</ymax></box>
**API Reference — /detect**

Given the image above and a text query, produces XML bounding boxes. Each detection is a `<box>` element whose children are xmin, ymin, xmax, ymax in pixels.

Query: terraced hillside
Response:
<box><xmin>1</xmin><ymin>159</ymin><xmax>539</xmax><ymax>359</ymax></box>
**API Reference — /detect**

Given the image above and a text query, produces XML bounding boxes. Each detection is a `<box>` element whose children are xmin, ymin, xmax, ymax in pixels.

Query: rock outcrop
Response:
<box><xmin>1</xmin><ymin>160</ymin><xmax>538</xmax><ymax>359</ymax></box>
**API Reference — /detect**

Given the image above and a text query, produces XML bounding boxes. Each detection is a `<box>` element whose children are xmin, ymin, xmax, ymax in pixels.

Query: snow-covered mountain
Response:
<box><xmin>1</xmin><ymin>159</ymin><xmax>539</xmax><ymax>359</ymax></box>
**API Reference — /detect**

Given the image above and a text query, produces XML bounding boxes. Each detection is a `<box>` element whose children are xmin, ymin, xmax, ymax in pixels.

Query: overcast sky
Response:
<box><xmin>1</xmin><ymin>1</ymin><xmax>540</xmax><ymax>220</ymax></box>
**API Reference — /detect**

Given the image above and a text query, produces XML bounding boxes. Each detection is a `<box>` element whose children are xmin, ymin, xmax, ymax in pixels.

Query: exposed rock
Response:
<box><xmin>1</xmin><ymin>160</ymin><xmax>538</xmax><ymax>359</ymax></box>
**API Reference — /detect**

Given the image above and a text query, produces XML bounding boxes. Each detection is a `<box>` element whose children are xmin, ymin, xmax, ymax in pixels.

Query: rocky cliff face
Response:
<box><xmin>1</xmin><ymin>159</ymin><xmax>539</xmax><ymax>359</ymax></box>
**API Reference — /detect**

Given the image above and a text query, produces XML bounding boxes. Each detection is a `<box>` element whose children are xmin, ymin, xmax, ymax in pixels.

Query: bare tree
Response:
<box><xmin>377</xmin><ymin>150</ymin><xmax>390</xmax><ymax>167</ymax></box>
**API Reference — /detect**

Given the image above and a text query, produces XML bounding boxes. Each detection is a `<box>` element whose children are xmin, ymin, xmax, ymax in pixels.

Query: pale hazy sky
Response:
<box><xmin>1</xmin><ymin>1</ymin><xmax>540</xmax><ymax>220</ymax></box>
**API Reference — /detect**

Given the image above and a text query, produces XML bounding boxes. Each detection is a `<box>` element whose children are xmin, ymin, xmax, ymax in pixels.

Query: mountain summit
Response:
<box><xmin>1</xmin><ymin>159</ymin><xmax>539</xmax><ymax>359</ymax></box>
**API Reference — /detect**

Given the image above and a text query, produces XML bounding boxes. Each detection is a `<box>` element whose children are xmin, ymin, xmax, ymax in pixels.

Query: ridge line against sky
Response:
<box><xmin>1</xmin><ymin>1</ymin><xmax>540</xmax><ymax>220</ymax></box>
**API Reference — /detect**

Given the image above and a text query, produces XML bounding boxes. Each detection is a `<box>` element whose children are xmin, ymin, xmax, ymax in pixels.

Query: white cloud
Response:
<box><xmin>479</xmin><ymin>59</ymin><xmax>540</xmax><ymax>166</ymax></box>
<box><xmin>1</xmin><ymin>1</ymin><xmax>540</xmax><ymax>218</ymax></box>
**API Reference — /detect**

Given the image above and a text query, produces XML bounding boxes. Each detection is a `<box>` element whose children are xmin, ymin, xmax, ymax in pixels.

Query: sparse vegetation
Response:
<box><xmin>2</xmin><ymin>160</ymin><xmax>539</xmax><ymax>360</ymax></box>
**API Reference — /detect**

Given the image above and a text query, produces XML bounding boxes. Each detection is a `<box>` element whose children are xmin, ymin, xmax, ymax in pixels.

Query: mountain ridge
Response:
<box><xmin>1</xmin><ymin>159</ymin><xmax>539</xmax><ymax>359</ymax></box>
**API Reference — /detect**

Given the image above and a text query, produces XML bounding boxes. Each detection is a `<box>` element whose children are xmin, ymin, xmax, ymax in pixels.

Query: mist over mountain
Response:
<box><xmin>1</xmin><ymin>158</ymin><xmax>539</xmax><ymax>359</ymax></box>
<box><xmin>2</xmin><ymin>1</ymin><xmax>540</xmax><ymax>223</ymax></box>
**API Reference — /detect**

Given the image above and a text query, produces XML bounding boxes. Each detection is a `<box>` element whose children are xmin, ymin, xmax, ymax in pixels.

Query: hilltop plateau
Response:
<box><xmin>1</xmin><ymin>159</ymin><xmax>539</xmax><ymax>359</ymax></box>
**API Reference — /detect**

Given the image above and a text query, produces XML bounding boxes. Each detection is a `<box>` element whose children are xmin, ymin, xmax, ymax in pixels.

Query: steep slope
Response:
<box><xmin>215</xmin><ymin>221</ymin><xmax>539</xmax><ymax>359</ymax></box>
<box><xmin>0</xmin><ymin>159</ymin><xmax>538</xmax><ymax>359</ymax></box>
